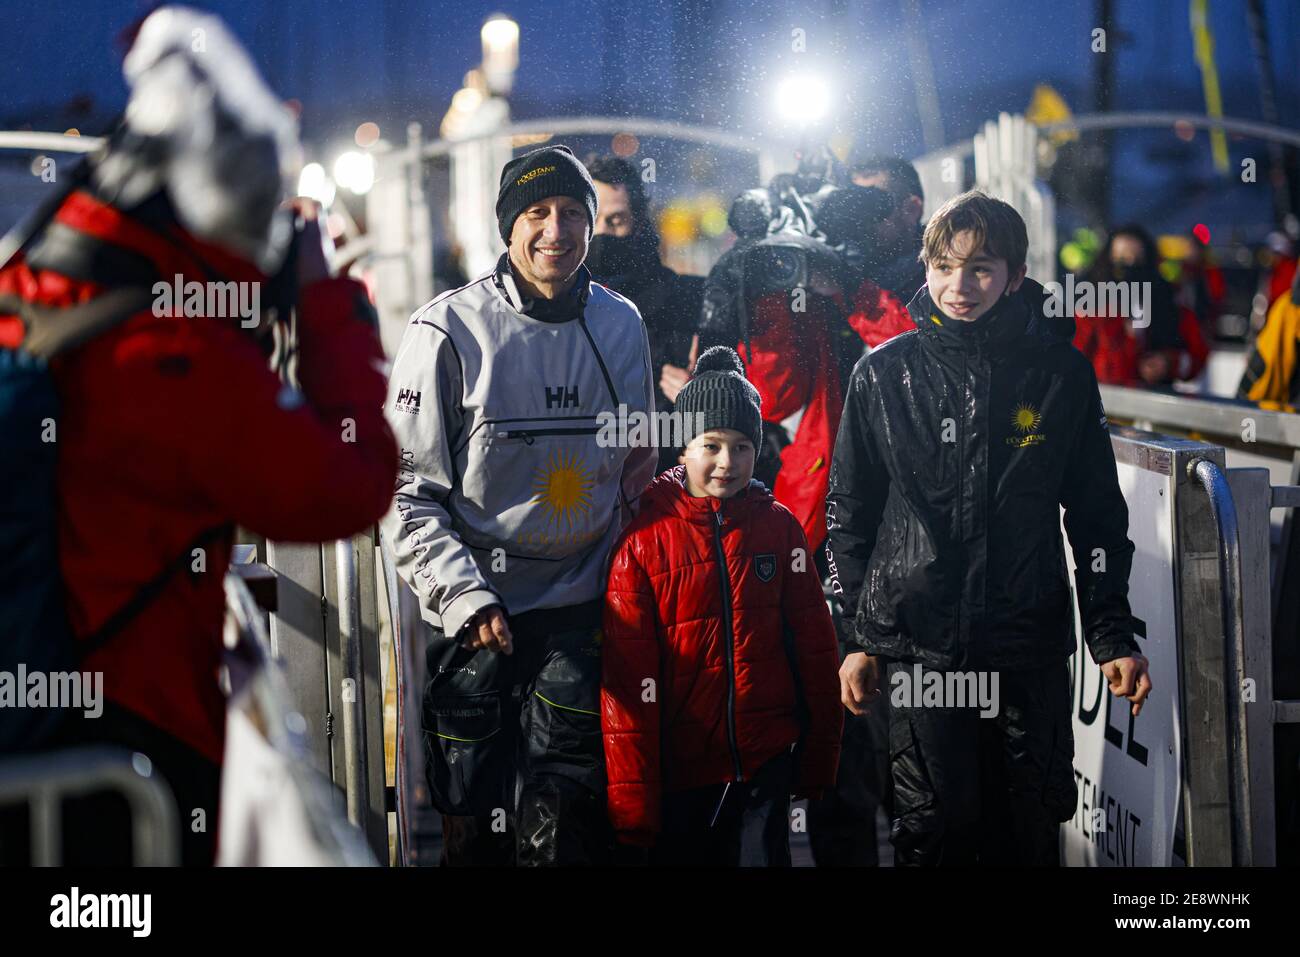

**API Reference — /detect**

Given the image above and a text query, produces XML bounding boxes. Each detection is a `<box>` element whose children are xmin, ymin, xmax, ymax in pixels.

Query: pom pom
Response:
<box><xmin>693</xmin><ymin>346</ymin><xmax>745</xmax><ymax>376</ymax></box>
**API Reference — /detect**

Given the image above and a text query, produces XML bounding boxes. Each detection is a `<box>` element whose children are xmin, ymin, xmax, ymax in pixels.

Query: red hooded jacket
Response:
<box><xmin>740</xmin><ymin>292</ymin><xmax>843</xmax><ymax>553</ymax></box>
<box><xmin>0</xmin><ymin>191</ymin><xmax>397</xmax><ymax>764</ymax></box>
<box><xmin>601</xmin><ymin>466</ymin><xmax>842</xmax><ymax>842</ymax></box>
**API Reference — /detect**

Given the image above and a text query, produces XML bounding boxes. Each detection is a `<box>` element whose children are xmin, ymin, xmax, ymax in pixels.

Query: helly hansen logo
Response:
<box><xmin>395</xmin><ymin>388</ymin><xmax>422</xmax><ymax>414</ymax></box>
<box><xmin>544</xmin><ymin>385</ymin><xmax>580</xmax><ymax>409</ymax></box>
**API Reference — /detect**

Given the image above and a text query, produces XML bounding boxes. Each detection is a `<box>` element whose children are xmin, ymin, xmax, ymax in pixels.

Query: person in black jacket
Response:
<box><xmin>584</xmin><ymin>155</ymin><xmax>703</xmax><ymax>473</ymax></box>
<box><xmin>826</xmin><ymin>190</ymin><xmax>1152</xmax><ymax>866</ymax></box>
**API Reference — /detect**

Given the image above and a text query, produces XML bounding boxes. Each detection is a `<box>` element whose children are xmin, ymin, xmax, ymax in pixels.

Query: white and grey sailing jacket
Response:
<box><xmin>381</xmin><ymin>262</ymin><xmax>658</xmax><ymax>637</ymax></box>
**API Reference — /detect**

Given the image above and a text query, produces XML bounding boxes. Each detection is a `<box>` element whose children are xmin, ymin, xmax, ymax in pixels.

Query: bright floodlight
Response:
<box><xmin>775</xmin><ymin>75</ymin><xmax>830</xmax><ymax>125</ymax></box>
<box><xmin>481</xmin><ymin>15</ymin><xmax>520</xmax><ymax>62</ymax></box>
<box><xmin>481</xmin><ymin>14</ymin><xmax>519</xmax><ymax>94</ymax></box>
<box><xmin>333</xmin><ymin>150</ymin><xmax>375</xmax><ymax>195</ymax></box>
<box><xmin>297</xmin><ymin>162</ymin><xmax>336</xmax><ymax>208</ymax></box>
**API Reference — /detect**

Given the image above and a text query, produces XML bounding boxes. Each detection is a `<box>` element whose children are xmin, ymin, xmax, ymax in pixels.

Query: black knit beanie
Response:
<box><xmin>674</xmin><ymin>346</ymin><xmax>763</xmax><ymax>448</ymax></box>
<box><xmin>496</xmin><ymin>145</ymin><xmax>597</xmax><ymax>243</ymax></box>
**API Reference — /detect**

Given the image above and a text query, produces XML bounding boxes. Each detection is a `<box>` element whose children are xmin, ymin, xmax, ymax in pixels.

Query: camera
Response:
<box><xmin>701</xmin><ymin>142</ymin><xmax>897</xmax><ymax>347</ymax></box>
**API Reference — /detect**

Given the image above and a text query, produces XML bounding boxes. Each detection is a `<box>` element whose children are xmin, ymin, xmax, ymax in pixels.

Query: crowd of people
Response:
<box><xmin>28</xmin><ymin>6</ymin><xmax>1300</xmax><ymax>869</ymax></box>
<box><xmin>383</xmin><ymin>143</ymin><xmax>1155</xmax><ymax>867</ymax></box>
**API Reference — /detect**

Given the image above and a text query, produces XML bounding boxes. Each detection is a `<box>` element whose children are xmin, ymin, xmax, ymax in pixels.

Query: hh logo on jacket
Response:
<box><xmin>1006</xmin><ymin>403</ymin><xmax>1046</xmax><ymax>448</ymax></box>
<box><xmin>395</xmin><ymin>388</ymin><xmax>422</xmax><ymax>415</ymax></box>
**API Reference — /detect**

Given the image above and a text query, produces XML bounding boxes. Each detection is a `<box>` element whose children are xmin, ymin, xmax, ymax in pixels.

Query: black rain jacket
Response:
<box><xmin>825</xmin><ymin>278</ymin><xmax>1139</xmax><ymax>671</ymax></box>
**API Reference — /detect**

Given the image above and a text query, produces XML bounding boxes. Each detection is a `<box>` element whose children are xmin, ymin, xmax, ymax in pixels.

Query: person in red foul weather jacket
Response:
<box><xmin>0</xmin><ymin>8</ymin><xmax>396</xmax><ymax>865</ymax></box>
<box><xmin>602</xmin><ymin>347</ymin><xmax>842</xmax><ymax>866</ymax></box>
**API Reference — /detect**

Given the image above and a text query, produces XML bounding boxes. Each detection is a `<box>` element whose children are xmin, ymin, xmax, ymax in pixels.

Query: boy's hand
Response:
<box><xmin>839</xmin><ymin>651</ymin><xmax>881</xmax><ymax>716</ymax></box>
<box><xmin>461</xmin><ymin>605</ymin><xmax>513</xmax><ymax>655</ymax></box>
<box><xmin>1100</xmin><ymin>654</ymin><xmax>1152</xmax><ymax>716</ymax></box>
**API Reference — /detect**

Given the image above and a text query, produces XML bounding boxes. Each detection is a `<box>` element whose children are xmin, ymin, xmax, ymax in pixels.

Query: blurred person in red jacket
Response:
<box><xmin>602</xmin><ymin>347</ymin><xmax>842</xmax><ymax>865</ymax></box>
<box><xmin>1072</xmin><ymin>225</ymin><xmax>1209</xmax><ymax>389</ymax></box>
<box><xmin>0</xmin><ymin>8</ymin><xmax>396</xmax><ymax>865</ymax></box>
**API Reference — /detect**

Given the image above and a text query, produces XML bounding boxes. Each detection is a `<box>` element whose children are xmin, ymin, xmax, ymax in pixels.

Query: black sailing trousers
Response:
<box><xmin>422</xmin><ymin>599</ymin><xmax>609</xmax><ymax>866</ymax></box>
<box><xmin>886</xmin><ymin>659</ymin><xmax>1077</xmax><ymax>867</ymax></box>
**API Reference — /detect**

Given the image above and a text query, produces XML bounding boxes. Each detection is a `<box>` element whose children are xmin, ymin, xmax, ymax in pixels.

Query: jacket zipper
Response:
<box><xmin>497</xmin><ymin>426</ymin><xmax>600</xmax><ymax>444</ymax></box>
<box><xmin>955</xmin><ymin>348</ymin><xmax>967</xmax><ymax>652</ymax></box>
<box><xmin>711</xmin><ymin>505</ymin><xmax>744</xmax><ymax>782</ymax></box>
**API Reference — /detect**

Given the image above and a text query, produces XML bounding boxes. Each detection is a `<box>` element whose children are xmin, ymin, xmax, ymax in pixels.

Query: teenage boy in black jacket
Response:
<box><xmin>825</xmin><ymin>190</ymin><xmax>1152</xmax><ymax>866</ymax></box>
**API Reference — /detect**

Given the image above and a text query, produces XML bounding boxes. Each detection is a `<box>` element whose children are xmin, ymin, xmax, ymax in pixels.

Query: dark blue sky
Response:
<box><xmin>2</xmin><ymin>0</ymin><xmax>1298</xmax><ymax>236</ymax></box>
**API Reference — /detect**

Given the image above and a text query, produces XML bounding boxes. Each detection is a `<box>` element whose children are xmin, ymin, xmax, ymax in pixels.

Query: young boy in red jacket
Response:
<box><xmin>602</xmin><ymin>346</ymin><xmax>842</xmax><ymax>866</ymax></box>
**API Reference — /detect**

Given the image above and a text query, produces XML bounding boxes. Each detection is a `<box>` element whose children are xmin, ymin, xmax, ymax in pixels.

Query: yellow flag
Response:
<box><xmin>1027</xmin><ymin>84</ymin><xmax>1078</xmax><ymax>145</ymax></box>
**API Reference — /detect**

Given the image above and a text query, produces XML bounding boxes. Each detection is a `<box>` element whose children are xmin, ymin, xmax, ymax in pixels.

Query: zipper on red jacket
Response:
<box><xmin>711</xmin><ymin>503</ymin><xmax>744</xmax><ymax>782</ymax></box>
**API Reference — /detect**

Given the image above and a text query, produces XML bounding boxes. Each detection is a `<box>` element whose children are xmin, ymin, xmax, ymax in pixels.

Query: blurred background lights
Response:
<box><xmin>333</xmin><ymin>150</ymin><xmax>375</xmax><ymax>195</ymax></box>
<box><xmin>354</xmin><ymin>121</ymin><xmax>380</xmax><ymax>148</ymax></box>
<box><xmin>297</xmin><ymin>161</ymin><xmax>336</xmax><ymax>207</ymax></box>
<box><xmin>775</xmin><ymin>74</ymin><xmax>831</xmax><ymax>125</ymax></box>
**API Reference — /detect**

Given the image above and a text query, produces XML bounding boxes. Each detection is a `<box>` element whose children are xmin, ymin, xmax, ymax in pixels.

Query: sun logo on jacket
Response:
<box><xmin>532</xmin><ymin>450</ymin><xmax>595</xmax><ymax>529</ymax></box>
<box><xmin>1011</xmin><ymin>403</ymin><xmax>1042</xmax><ymax>434</ymax></box>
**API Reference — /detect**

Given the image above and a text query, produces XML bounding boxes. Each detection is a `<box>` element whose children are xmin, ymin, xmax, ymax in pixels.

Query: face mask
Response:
<box><xmin>585</xmin><ymin>232</ymin><xmax>659</xmax><ymax>286</ymax></box>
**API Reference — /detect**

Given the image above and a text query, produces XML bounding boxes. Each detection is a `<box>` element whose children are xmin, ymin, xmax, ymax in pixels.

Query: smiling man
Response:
<box><xmin>382</xmin><ymin>145</ymin><xmax>657</xmax><ymax>865</ymax></box>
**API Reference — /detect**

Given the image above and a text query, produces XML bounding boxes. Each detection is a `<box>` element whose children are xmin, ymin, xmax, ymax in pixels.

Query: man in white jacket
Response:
<box><xmin>383</xmin><ymin>145</ymin><xmax>657</xmax><ymax>865</ymax></box>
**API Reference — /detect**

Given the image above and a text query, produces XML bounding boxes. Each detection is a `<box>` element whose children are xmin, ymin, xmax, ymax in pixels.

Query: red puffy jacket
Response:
<box><xmin>601</xmin><ymin>466</ymin><xmax>842</xmax><ymax>841</ymax></box>
<box><xmin>0</xmin><ymin>191</ymin><xmax>397</xmax><ymax>765</ymax></box>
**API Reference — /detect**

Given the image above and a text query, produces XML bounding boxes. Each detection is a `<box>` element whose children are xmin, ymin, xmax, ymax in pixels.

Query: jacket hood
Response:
<box><xmin>639</xmin><ymin>464</ymin><xmax>774</xmax><ymax>525</ymax></box>
<box><xmin>907</xmin><ymin>277</ymin><xmax>1076</xmax><ymax>353</ymax></box>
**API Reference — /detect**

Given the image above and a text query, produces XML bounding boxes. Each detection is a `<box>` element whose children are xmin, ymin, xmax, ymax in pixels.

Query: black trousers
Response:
<box><xmin>807</xmin><ymin>705</ymin><xmax>892</xmax><ymax>866</ymax></box>
<box><xmin>886</xmin><ymin>660</ymin><xmax>1076</xmax><ymax>867</ymax></box>
<box><xmin>423</xmin><ymin>600</ymin><xmax>609</xmax><ymax>866</ymax></box>
<box><xmin>650</xmin><ymin>750</ymin><xmax>794</xmax><ymax>868</ymax></box>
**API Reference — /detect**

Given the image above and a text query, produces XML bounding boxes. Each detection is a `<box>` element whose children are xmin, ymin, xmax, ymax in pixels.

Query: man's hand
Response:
<box><xmin>660</xmin><ymin>363</ymin><xmax>690</xmax><ymax>403</ymax></box>
<box><xmin>658</xmin><ymin>336</ymin><xmax>700</xmax><ymax>403</ymax></box>
<box><xmin>1137</xmin><ymin>352</ymin><xmax>1171</xmax><ymax>385</ymax></box>
<box><xmin>1100</xmin><ymin>654</ymin><xmax>1152</xmax><ymax>716</ymax></box>
<box><xmin>839</xmin><ymin>651</ymin><xmax>881</xmax><ymax>716</ymax></box>
<box><xmin>460</xmin><ymin>604</ymin><xmax>513</xmax><ymax>655</ymax></box>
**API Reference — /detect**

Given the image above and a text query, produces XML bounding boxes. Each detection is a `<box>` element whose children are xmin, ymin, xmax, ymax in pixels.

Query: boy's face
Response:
<box><xmin>679</xmin><ymin>428</ymin><xmax>756</xmax><ymax>499</ymax></box>
<box><xmin>926</xmin><ymin>229</ymin><xmax>1027</xmax><ymax>322</ymax></box>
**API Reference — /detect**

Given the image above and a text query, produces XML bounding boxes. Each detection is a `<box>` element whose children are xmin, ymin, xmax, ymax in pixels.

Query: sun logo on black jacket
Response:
<box><xmin>1008</xmin><ymin>403</ymin><xmax>1046</xmax><ymax>447</ymax></box>
<box><xmin>1012</xmin><ymin>403</ymin><xmax>1042</xmax><ymax>434</ymax></box>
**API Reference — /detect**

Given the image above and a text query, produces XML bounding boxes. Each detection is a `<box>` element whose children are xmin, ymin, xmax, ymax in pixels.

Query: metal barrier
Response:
<box><xmin>0</xmin><ymin>747</ymin><xmax>179</xmax><ymax>866</ymax></box>
<box><xmin>1187</xmin><ymin>458</ymin><xmax>1252</xmax><ymax>865</ymax></box>
<box><xmin>258</xmin><ymin>534</ymin><xmax>388</xmax><ymax>860</ymax></box>
<box><xmin>380</xmin><ymin>530</ymin><xmax>438</xmax><ymax>866</ymax></box>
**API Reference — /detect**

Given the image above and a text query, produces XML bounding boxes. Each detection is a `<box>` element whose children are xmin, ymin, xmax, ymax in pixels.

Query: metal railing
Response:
<box><xmin>1187</xmin><ymin>458</ymin><xmax>1253</xmax><ymax>865</ymax></box>
<box><xmin>0</xmin><ymin>747</ymin><xmax>179</xmax><ymax>866</ymax></box>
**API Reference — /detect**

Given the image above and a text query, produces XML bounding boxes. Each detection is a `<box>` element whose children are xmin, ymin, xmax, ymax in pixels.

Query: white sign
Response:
<box><xmin>1060</xmin><ymin>456</ymin><xmax>1182</xmax><ymax>866</ymax></box>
